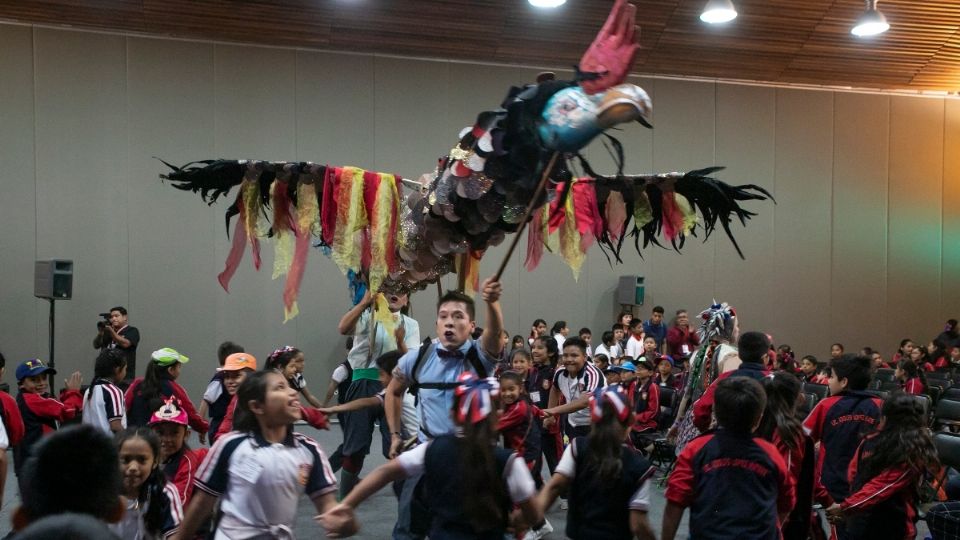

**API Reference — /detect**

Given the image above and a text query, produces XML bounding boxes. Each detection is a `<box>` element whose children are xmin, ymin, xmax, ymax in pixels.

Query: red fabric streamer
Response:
<box><xmin>272</xmin><ymin>180</ymin><xmax>294</xmax><ymax>235</ymax></box>
<box><xmin>218</xmin><ymin>194</ymin><xmax>247</xmax><ymax>292</ymax></box>
<box><xmin>605</xmin><ymin>191</ymin><xmax>627</xmax><ymax>241</ymax></box>
<box><xmin>360</xmin><ymin>171</ymin><xmax>381</xmax><ymax>273</ymax></box>
<box><xmin>661</xmin><ymin>191</ymin><xmax>684</xmax><ymax>241</ymax></box>
<box><xmin>572</xmin><ymin>180</ymin><xmax>602</xmax><ymax>253</ymax></box>
<box><xmin>320</xmin><ymin>166</ymin><xmax>339</xmax><ymax>245</ymax></box>
<box><xmin>525</xmin><ymin>207</ymin><xmax>545</xmax><ymax>271</ymax></box>
<box><xmin>548</xmin><ymin>182</ymin><xmax>567</xmax><ymax>233</ymax></box>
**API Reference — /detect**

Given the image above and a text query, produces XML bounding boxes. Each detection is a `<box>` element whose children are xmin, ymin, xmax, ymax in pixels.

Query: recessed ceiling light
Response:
<box><xmin>529</xmin><ymin>0</ymin><xmax>566</xmax><ymax>8</ymax></box>
<box><xmin>700</xmin><ymin>0</ymin><xmax>737</xmax><ymax>24</ymax></box>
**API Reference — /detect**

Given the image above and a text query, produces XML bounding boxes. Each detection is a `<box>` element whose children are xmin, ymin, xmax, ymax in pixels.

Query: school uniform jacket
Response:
<box><xmin>162</xmin><ymin>446</ymin><xmax>210</xmax><ymax>506</ymax></box>
<box><xmin>802</xmin><ymin>390</ymin><xmax>882</xmax><ymax>503</ymax></box>
<box><xmin>14</xmin><ymin>389</ymin><xmax>82</xmax><ymax>475</ymax></box>
<box><xmin>497</xmin><ymin>398</ymin><xmax>543</xmax><ymax>464</ymax></box>
<box><xmin>0</xmin><ymin>391</ymin><xmax>24</xmax><ymax>449</ymax></box>
<box><xmin>692</xmin><ymin>362</ymin><xmax>770</xmax><ymax>433</ymax></box>
<box><xmin>902</xmin><ymin>377</ymin><xmax>924</xmax><ymax>395</ymax></box>
<box><xmin>632</xmin><ymin>379</ymin><xmax>659</xmax><ymax>432</ymax></box>
<box><xmin>666</xmin><ymin>428</ymin><xmax>796</xmax><ymax>540</ymax></box>
<box><xmin>841</xmin><ymin>434</ymin><xmax>920</xmax><ymax>540</ymax></box>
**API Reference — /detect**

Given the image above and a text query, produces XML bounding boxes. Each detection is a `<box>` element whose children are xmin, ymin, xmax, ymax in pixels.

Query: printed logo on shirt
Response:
<box><xmin>829</xmin><ymin>414</ymin><xmax>878</xmax><ymax>428</ymax></box>
<box><xmin>298</xmin><ymin>463</ymin><xmax>313</xmax><ymax>486</ymax></box>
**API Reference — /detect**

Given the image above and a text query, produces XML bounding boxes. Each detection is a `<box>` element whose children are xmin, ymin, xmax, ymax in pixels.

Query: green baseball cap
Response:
<box><xmin>151</xmin><ymin>347</ymin><xmax>189</xmax><ymax>366</ymax></box>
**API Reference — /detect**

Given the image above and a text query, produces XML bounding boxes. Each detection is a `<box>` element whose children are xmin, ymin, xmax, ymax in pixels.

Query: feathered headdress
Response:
<box><xmin>697</xmin><ymin>301</ymin><xmax>737</xmax><ymax>343</ymax></box>
<box><xmin>589</xmin><ymin>385</ymin><xmax>632</xmax><ymax>424</ymax></box>
<box><xmin>453</xmin><ymin>373</ymin><xmax>500</xmax><ymax>424</ymax></box>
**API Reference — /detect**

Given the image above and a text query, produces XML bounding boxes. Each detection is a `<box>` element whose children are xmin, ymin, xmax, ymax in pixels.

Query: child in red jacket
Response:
<box><xmin>149</xmin><ymin>397</ymin><xmax>209</xmax><ymax>507</ymax></box>
<box><xmin>826</xmin><ymin>393</ymin><xmax>939</xmax><ymax>540</ymax></box>
<box><xmin>13</xmin><ymin>359</ymin><xmax>83</xmax><ymax>490</ymax></box>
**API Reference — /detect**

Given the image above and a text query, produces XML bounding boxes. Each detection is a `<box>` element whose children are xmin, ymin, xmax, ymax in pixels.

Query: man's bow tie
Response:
<box><xmin>437</xmin><ymin>348</ymin><xmax>465</xmax><ymax>359</ymax></box>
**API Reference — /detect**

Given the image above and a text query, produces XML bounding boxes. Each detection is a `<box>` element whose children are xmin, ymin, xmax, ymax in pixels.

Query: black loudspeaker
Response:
<box><xmin>34</xmin><ymin>260</ymin><xmax>73</xmax><ymax>300</ymax></box>
<box><xmin>617</xmin><ymin>275</ymin><xmax>644</xmax><ymax>306</ymax></box>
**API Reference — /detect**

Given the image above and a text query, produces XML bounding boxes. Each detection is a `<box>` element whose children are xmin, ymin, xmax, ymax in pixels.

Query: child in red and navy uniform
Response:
<box><xmin>149</xmin><ymin>398</ymin><xmax>209</xmax><ymax>508</ymax></box>
<box><xmin>199</xmin><ymin>341</ymin><xmax>243</xmax><ymax>443</ymax></box>
<box><xmin>497</xmin><ymin>371</ymin><xmax>544</xmax><ymax>476</ymax></box>
<box><xmin>803</xmin><ymin>354</ymin><xmax>882</xmax><ymax>538</ymax></box>
<box><xmin>826</xmin><ymin>393</ymin><xmax>940</xmax><ymax>540</ymax></box>
<box><xmin>663</xmin><ymin>377</ymin><xmax>796</xmax><ymax>540</ymax></box>
<box><xmin>628</xmin><ymin>360</ymin><xmax>659</xmax><ymax>452</ymax></box>
<box><xmin>13</xmin><ymin>359</ymin><xmax>83</xmax><ymax>491</ymax></box>
<box><xmin>895</xmin><ymin>359</ymin><xmax>925</xmax><ymax>395</ymax></box>
<box><xmin>538</xmin><ymin>385</ymin><xmax>657</xmax><ymax>540</ymax></box>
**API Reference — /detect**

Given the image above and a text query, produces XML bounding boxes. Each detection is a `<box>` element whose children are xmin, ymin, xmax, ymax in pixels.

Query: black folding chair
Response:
<box><xmin>934</xmin><ymin>398</ymin><xmax>960</xmax><ymax>432</ymax></box>
<box><xmin>865</xmin><ymin>389</ymin><xmax>890</xmax><ymax>401</ymax></box>
<box><xmin>935</xmin><ymin>432</ymin><xmax>960</xmax><ymax>471</ymax></box>
<box><xmin>943</xmin><ymin>388</ymin><xmax>960</xmax><ymax>402</ymax></box>
<box><xmin>928</xmin><ymin>384</ymin><xmax>944</xmax><ymax>405</ymax></box>
<box><xmin>909</xmin><ymin>393</ymin><xmax>933</xmax><ymax>424</ymax></box>
<box><xmin>875</xmin><ymin>368</ymin><xmax>896</xmax><ymax>384</ymax></box>
<box><xmin>802</xmin><ymin>382</ymin><xmax>829</xmax><ymax>401</ymax></box>
<box><xmin>798</xmin><ymin>392</ymin><xmax>818</xmax><ymax>416</ymax></box>
<box><xmin>656</xmin><ymin>386</ymin><xmax>678</xmax><ymax>431</ymax></box>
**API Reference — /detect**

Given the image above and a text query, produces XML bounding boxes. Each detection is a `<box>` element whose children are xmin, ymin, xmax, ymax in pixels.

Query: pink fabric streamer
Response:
<box><xmin>661</xmin><ymin>192</ymin><xmax>684</xmax><ymax>241</ymax></box>
<box><xmin>605</xmin><ymin>191</ymin><xmax>627</xmax><ymax>241</ymax></box>
<box><xmin>525</xmin><ymin>207</ymin><xmax>545</xmax><ymax>271</ymax></box>
<box><xmin>218</xmin><ymin>195</ymin><xmax>247</xmax><ymax>292</ymax></box>
<box><xmin>283</xmin><ymin>226</ymin><xmax>311</xmax><ymax>313</ymax></box>
<box><xmin>548</xmin><ymin>182</ymin><xmax>567</xmax><ymax>233</ymax></box>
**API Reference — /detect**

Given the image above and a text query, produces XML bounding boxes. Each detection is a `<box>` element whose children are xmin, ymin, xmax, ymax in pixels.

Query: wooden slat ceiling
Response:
<box><xmin>1</xmin><ymin>0</ymin><xmax>959</xmax><ymax>92</ymax></box>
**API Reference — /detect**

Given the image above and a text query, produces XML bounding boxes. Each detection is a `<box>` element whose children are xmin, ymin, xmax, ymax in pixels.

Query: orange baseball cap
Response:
<box><xmin>220</xmin><ymin>352</ymin><xmax>257</xmax><ymax>372</ymax></box>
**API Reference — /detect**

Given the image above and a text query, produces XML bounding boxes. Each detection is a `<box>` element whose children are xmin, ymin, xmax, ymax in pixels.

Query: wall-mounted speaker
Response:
<box><xmin>34</xmin><ymin>260</ymin><xmax>73</xmax><ymax>300</ymax></box>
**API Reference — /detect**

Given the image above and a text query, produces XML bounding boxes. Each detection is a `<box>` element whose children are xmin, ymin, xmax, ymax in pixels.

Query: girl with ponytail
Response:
<box><xmin>537</xmin><ymin>385</ymin><xmax>656</xmax><ymax>540</ymax></box>
<box><xmin>320</xmin><ymin>372</ymin><xmax>542</xmax><ymax>538</ymax></box>
<box><xmin>111</xmin><ymin>428</ymin><xmax>183</xmax><ymax>539</ymax></box>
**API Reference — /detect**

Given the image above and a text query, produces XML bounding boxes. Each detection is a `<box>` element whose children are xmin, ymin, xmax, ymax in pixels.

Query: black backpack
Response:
<box><xmin>407</xmin><ymin>340</ymin><xmax>488</xmax><ymax>401</ymax></box>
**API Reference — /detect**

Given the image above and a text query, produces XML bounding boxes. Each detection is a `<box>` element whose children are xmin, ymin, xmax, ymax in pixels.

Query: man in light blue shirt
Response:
<box><xmin>384</xmin><ymin>276</ymin><xmax>504</xmax><ymax>539</ymax></box>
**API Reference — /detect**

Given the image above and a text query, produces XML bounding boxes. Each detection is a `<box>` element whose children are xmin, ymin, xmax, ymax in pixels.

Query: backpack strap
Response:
<box><xmin>409</xmin><ymin>341</ymin><xmax>490</xmax><ymax>401</ymax></box>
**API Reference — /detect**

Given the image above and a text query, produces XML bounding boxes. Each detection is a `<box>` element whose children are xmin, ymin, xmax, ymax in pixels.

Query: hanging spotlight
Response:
<box><xmin>851</xmin><ymin>0</ymin><xmax>889</xmax><ymax>37</ymax></box>
<box><xmin>529</xmin><ymin>0</ymin><xmax>566</xmax><ymax>7</ymax></box>
<box><xmin>700</xmin><ymin>0</ymin><xmax>737</xmax><ymax>24</ymax></box>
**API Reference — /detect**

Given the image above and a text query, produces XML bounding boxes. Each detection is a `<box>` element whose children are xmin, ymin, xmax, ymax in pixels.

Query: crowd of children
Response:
<box><xmin>0</xmin><ymin>306</ymin><xmax>958</xmax><ymax>539</ymax></box>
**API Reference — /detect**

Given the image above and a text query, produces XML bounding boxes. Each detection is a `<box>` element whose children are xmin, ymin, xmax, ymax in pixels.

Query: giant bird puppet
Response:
<box><xmin>160</xmin><ymin>0</ymin><xmax>773</xmax><ymax>320</ymax></box>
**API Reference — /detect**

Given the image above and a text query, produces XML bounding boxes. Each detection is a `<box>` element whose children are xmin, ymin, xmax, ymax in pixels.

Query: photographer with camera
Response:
<box><xmin>92</xmin><ymin>306</ymin><xmax>139</xmax><ymax>384</ymax></box>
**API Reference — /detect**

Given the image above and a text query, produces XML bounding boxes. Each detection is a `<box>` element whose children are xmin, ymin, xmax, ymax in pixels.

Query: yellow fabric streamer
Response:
<box><xmin>368</xmin><ymin>173</ymin><xmax>399</xmax><ymax>294</ymax></box>
<box><xmin>634</xmin><ymin>188</ymin><xmax>655</xmax><ymax>229</ymax></box>
<box><xmin>284</xmin><ymin>302</ymin><xmax>299</xmax><ymax>321</ymax></box>
<box><xmin>675</xmin><ymin>193</ymin><xmax>698</xmax><ymax>235</ymax></box>
<box><xmin>331</xmin><ymin>167</ymin><xmax>368</xmax><ymax>274</ymax></box>
<box><xmin>272</xmin><ymin>232</ymin><xmax>294</xmax><ymax>280</ymax></box>
<box><xmin>297</xmin><ymin>182</ymin><xmax>320</xmax><ymax>236</ymax></box>
<box><xmin>373</xmin><ymin>292</ymin><xmax>398</xmax><ymax>345</ymax></box>
<box><xmin>241</xmin><ymin>179</ymin><xmax>260</xmax><ymax>243</ymax></box>
<box><xmin>559</xmin><ymin>192</ymin><xmax>585</xmax><ymax>279</ymax></box>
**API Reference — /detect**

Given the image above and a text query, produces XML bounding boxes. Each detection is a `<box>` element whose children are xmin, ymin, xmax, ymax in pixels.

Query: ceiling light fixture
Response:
<box><xmin>700</xmin><ymin>0</ymin><xmax>738</xmax><ymax>24</ymax></box>
<box><xmin>851</xmin><ymin>0</ymin><xmax>890</xmax><ymax>37</ymax></box>
<box><xmin>528</xmin><ymin>0</ymin><xmax>566</xmax><ymax>8</ymax></box>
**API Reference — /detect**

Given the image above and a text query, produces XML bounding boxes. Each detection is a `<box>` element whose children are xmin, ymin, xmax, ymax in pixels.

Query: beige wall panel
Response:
<box><xmin>126</xmin><ymin>37</ymin><xmax>218</xmax><ymax>386</ymax></box>
<box><xmin>773</xmin><ymin>89</ymin><xmax>833</xmax><ymax>354</ymax></box>
<box><xmin>33</xmin><ymin>29</ymin><xmax>128</xmax><ymax>377</ymax></box>
<box><xmin>942</xmin><ymin>100</ymin><xmax>960</xmax><ymax>324</ymax></box>
<box><xmin>372</xmin><ymin>57</ymin><xmax>450</xmax><ymax>179</ymax></box>
<box><xmin>887</xmin><ymin>96</ymin><xmax>943</xmax><ymax>348</ymax></box>
<box><xmin>646</xmin><ymin>79</ymin><xmax>716</xmax><ymax>321</ymax></box>
<box><xmin>831</xmin><ymin>93</ymin><xmax>889</xmax><ymax>352</ymax></box>
<box><xmin>0</xmin><ymin>26</ymin><xmax>39</xmax><ymax>362</ymax></box>
<box><xmin>212</xmin><ymin>44</ymin><xmax>299</xmax><ymax>365</ymax></box>
<box><xmin>292</xmin><ymin>50</ymin><xmax>377</xmax><ymax>376</ymax></box>
<box><xmin>714</xmin><ymin>83</ymin><xmax>777</xmax><ymax>337</ymax></box>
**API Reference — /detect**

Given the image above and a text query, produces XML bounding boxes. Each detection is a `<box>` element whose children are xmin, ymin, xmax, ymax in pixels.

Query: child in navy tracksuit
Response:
<box><xmin>664</xmin><ymin>376</ymin><xmax>796</xmax><ymax>540</ymax></box>
<box><xmin>803</xmin><ymin>353</ymin><xmax>882</xmax><ymax>537</ymax></box>
<box><xmin>199</xmin><ymin>341</ymin><xmax>243</xmax><ymax>442</ymax></box>
<box><xmin>825</xmin><ymin>393</ymin><xmax>939</xmax><ymax>540</ymax></box>
<box><xmin>538</xmin><ymin>385</ymin><xmax>657</xmax><ymax>540</ymax></box>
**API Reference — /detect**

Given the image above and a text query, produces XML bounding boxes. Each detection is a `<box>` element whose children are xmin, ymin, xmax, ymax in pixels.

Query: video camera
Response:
<box><xmin>97</xmin><ymin>312</ymin><xmax>111</xmax><ymax>330</ymax></box>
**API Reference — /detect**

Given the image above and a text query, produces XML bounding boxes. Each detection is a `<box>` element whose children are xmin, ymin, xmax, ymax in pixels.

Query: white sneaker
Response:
<box><xmin>522</xmin><ymin>519</ymin><xmax>553</xmax><ymax>540</ymax></box>
<box><xmin>559</xmin><ymin>499</ymin><xmax>568</xmax><ymax>511</ymax></box>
